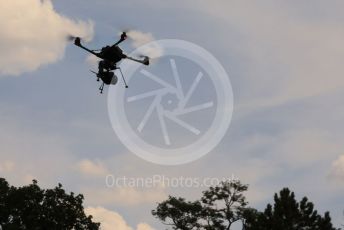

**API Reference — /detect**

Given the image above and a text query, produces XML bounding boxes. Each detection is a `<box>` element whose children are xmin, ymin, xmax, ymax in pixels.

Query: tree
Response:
<box><xmin>153</xmin><ymin>182</ymin><xmax>338</xmax><ymax>230</ymax></box>
<box><xmin>244</xmin><ymin>188</ymin><xmax>337</xmax><ymax>230</ymax></box>
<box><xmin>152</xmin><ymin>180</ymin><xmax>249</xmax><ymax>229</ymax></box>
<box><xmin>0</xmin><ymin>178</ymin><xmax>99</xmax><ymax>229</ymax></box>
<box><xmin>152</xmin><ymin>196</ymin><xmax>203</xmax><ymax>230</ymax></box>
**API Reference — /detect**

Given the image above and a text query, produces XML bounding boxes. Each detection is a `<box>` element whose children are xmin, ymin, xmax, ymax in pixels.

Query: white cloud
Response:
<box><xmin>0</xmin><ymin>160</ymin><xmax>15</xmax><ymax>172</ymax></box>
<box><xmin>23</xmin><ymin>174</ymin><xmax>36</xmax><ymax>184</ymax></box>
<box><xmin>127</xmin><ymin>30</ymin><xmax>155</xmax><ymax>48</ymax></box>
<box><xmin>137</xmin><ymin>223</ymin><xmax>155</xmax><ymax>230</ymax></box>
<box><xmin>127</xmin><ymin>30</ymin><xmax>163</xmax><ymax>58</ymax></box>
<box><xmin>0</xmin><ymin>0</ymin><xmax>94</xmax><ymax>75</ymax></box>
<box><xmin>83</xmin><ymin>186</ymin><xmax>167</xmax><ymax>206</ymax></box>
<box><xmin>85</xmin><ymin>206</ymin><xmax>155</xmax><ymax>230</ymax></box>
<box><xmin>86</xmin><ymin>54</ymin><xmax>101</xmax><ymax>71</ymax></box>
<box><xmin>330</xmin><ymin>155</ymin><xmax>344</xmax><ymax>180</ymax></box>
<box><xmin>76</xmin><ymin>159</ymin><xmax>109</xmax><ymax>177</ymax></box>
<box><xmin>86</xmin><ymin>206</ymin><xmax>132</xmax><ymax>230</ymax></box>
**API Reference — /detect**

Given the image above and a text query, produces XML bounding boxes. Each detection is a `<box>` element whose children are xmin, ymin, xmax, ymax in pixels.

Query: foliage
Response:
<box><xmin>153</xmin><ymin>181</ymin><xmax>337</xmax><ymax>230</ymax></box>
<box><xmin>244</xmin><ymin>188</ymin><xmax>336</xmax><ymax>230</ymax></box>
<box><xmin>0</xmin><ymin>178</ymin><xmax>99</xmax><ymax>230</ymax></box>
<box><xmin>152</xmin><ymin>180</ymin><xmax>249</xmax><ymax>229</ymax></box>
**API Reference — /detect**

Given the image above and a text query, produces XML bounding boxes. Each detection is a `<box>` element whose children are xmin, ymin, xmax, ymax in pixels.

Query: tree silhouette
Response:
<box><xmin>152</xmin><ymin>196</ymin><xmax>203</xmax><ymax>230</ymax></box>
<box><xmin>0</xmin><ymin>178</ymin><xmax>99</xmax><ymax>229</ymax></box>
<box><xmin>152</xmin><ymin>180</ymin><xmax>249</xmax><ymax>229</ymax></box>
<box><xmin>244</xmin><ymin>188</ymin><xmax>337</xmax><ymax>230</ymax></box>
<box><xmin>153</xmin><ymin>181</ymin><xmax>338</xmax><ymax>230</ymax></box>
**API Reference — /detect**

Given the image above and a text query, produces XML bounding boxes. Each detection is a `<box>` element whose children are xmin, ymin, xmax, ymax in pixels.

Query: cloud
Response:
<box><xmin>330</xmin><ymin>155</ymin><xmax>344</xmax><ymax>181</ymax></box>
<box><xmin>86</xmin><ymin>54</ymin><xmax>101</xmax><ymax>71</ymax></box>
<box><xmin>187</xmin><ymin>1</ymin><xmax>344</xmax><ymax>109</ymax></box>
<box><xmin>0</xmin><ymin>161</ymin><xmax>15</xmax><ymax>173</ymax></box>
<box><xmin>83</xmin><ymin>186</ymin><xmax>167</xmax><ymax>206</ymax></box>
<box><xmin>85</xmin><ymin>206</ymin><xmax>132</xmax><ymax>230</ymax></box>
<box><xmin>76</xmin><ymin>159</ymin><xmax>109</xmax><ymax>177</ymax></box>
<box><xmin>127</xmin><ymin>30</ymin><xmax>155</xmax><ymax>48</ymax></box>
<box><xmin>85</xmin><ymin>206</ymin><xmax>155</xmax><ymax>230</ymax></box>
<box><xmin>137</xmin><ymin>223</ymin><xmax>155</xmax><ymax>230</ymax></box>
<box><xmin>127</xmin><ymin>30</ymin><xmax>163</xmax><ymax>58</ymax></box>
<box><xmin>0</xmin><ymin>0</ymin><xmax>94</xmax><ymax>76</ymax></box>
<box><xmin>23</xmin><ymin>174</ymin><xmax>36</xmax><ymax>184</ymax></box>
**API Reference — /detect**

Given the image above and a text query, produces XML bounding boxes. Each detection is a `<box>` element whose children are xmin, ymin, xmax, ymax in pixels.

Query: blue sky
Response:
<box><xmin>1</xmin><ymin>0</ymin><xmax>344</xmax><ymax>229</ymax></box>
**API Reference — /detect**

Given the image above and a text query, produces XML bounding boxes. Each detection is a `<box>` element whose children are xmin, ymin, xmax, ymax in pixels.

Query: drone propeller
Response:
<box><xmin>120</xmin><ymin>31</ymin><xmax>127</xmax><ymax>40</ymax></box>
<box><xmin>115</xmin><ymin>27</ymin><xmax>130</xmax><ymax>40</ymax></box>
<box><xmin>118</xmin><ymin>28</ymin><xmax>139</xmax><ymax>41</ymax></box>
<box><xmin>66</xmin><ymin>34</ymin><xmax>93</xmax><ymax>44</ymax></box>
<box><xmin>66</xmin><ymin>34</ymin><xmax>85</xmax><ymax>45</ymax></box>
<box><xmin>66</xmin><ymin>34</ymin><xmax>77</xmax><ymax>42</ymax></box>
<box><xmin>137</xmin><ymin>55</ymin><xmax>150</xmax><ymax>65</ymax></box>
<box><xmin>142</xmin><ymin>56</ymin><xmax>150</xmax><ymax>65</ymax></box>
<box><xmin>119</xmin><ymin>26</ymin><xmax>132</xmax><ymax>34</ymax></box>
<box><xmin>137</xmin><ymin>54</ymin><xmax>146</xmax><ymax>58</ymax></box>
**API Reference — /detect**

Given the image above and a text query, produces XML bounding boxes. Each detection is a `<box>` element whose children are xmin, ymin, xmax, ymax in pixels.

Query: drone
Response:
<box><xmin>73</xmin><ymin>32</ymin><xmax>149</xmax><ymax>93</ymax></box>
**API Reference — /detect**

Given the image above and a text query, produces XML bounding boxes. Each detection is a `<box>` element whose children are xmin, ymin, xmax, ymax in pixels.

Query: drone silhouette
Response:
<box><xmin>72</xmin><ymin>32</ymin><xmax>149</xmax><ymax>93</ymax></box>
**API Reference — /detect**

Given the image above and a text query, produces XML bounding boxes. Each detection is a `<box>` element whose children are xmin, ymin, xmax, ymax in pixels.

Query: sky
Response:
<box><xmin>1</xmin><ymin>0</ymin><xmax>344</xmax><ymax>229</ymax></box>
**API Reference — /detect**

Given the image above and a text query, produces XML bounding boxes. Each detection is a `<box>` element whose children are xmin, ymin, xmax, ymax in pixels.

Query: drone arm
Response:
<box><xmin>74</xmin><ymin>37</ymin><xmax>101</xmax><ymax>58</ymax></box>
<box><xmin>126</xmin><ymin>56</ymin><xmax>149</xmax><ymax>65</ymax></box>
<box><xmin>111</xmin><ymin>32</ymin><xmax>128</xmax><ymax>47</ymax></box>
<box><xmin>112</xmin><ymin>38</ymin><xmax>125</xmax><ymax>47</ymax></box>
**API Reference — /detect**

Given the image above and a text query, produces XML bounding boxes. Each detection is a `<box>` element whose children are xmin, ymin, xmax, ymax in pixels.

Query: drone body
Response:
<box><xmin>74</xmin><ymin>32</ymin><xmax>149</xmax><ymax>93</ymax></box>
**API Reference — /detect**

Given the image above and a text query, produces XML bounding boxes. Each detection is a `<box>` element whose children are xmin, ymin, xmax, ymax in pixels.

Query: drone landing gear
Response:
<box><xmin>118</xmin><ymin>67</ymin><xmax>128</xmax><ymax>88</ymax></box>
<box><xmin>98</xmin><ymin>71</ymin><xmax>112</xmax><ymax>94</ymax></box>
<box><xmin>99</xmin><ymin>82</ymin><xmax>105</xmax><ymax>94</ymax></box>
<box><xmin>90</xmin><ymin>68</ymin><xmax>128</xmax><ymax>94</ymax></box>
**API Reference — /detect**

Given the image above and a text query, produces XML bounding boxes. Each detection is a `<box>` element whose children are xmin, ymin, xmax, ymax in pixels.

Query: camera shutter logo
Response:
<box><xmin>108</xmin><ymin>39</ymin><xmax>233</xmax><ymax>165</ymax></box>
